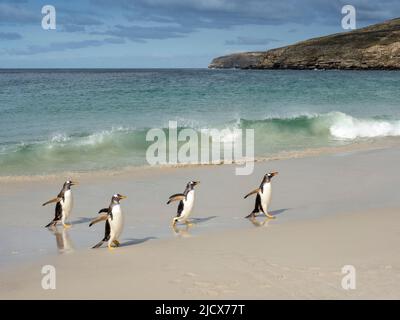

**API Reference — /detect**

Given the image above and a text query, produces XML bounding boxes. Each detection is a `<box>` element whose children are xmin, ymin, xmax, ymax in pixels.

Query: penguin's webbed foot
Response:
<box><xmin>113</xmin><ymin>240</ymin><xmax>120</xmax><ymax>247</ymax></box>
<box><xmin>63</xmin><ymin>223</ymin><xmax>72</xmax><ymax>228</ymax></box>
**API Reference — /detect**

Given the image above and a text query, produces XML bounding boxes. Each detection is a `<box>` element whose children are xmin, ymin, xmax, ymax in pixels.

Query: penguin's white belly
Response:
<box><xmin>109</xmin><ymin>205</ymin><xmax>124</xmax><ymax>240</ymax></box>
<box><xmin>260</xmin><ymin>183</ymin><xmax>272</xmax><ymax>213</ymax></box>
<box><xmin>61</xmin><ymin>190</ymin><xmax>73</xmax><ymax>219</ymax></box>
<box><xmin>180</xmin><ymin>191</ymin><xmax>195</xmax><ymax>220</ymax></box>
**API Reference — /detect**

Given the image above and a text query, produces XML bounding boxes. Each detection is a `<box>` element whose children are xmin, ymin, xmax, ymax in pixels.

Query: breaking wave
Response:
<box><xmin>1</xmin><ymin>112</ymin><xmax>399</xmax><ymax>175</ymax></box>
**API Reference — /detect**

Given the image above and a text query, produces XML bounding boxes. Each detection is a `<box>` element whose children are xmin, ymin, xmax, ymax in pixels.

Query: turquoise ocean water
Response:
<box><xmin>0</xmin><ymin>69</ymin><xmax>399</xmax><ymax>176</ymax></box>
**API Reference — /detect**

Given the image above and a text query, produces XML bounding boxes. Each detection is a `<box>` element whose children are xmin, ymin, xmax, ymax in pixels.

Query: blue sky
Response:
<box><xmin>0</xmin><ymin>0</ymin><xmax>399</xmax><ymax>68</ymax></box>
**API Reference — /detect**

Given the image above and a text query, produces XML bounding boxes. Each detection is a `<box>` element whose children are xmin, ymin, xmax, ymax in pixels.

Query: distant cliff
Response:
<box><xmin>209</xmin><ymin>18</ymin><xmax>400</xmax><ymax>70</ymax></box>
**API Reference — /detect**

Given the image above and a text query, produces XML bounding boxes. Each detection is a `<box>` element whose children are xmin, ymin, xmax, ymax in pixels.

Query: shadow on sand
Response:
<box><xmin>270</xmin><ymin>208</ymin><xmax>291</xmax><ymax>216</ymax></box>
<box><xmin>120</xmin><ymin>237</ymin><xmax>157</xmax><ymax>247</ymax></box>
<box><xmin>190</xmin><ymin>216</ymin><xmax>217</xmax><ymax>225</ymax></box>
<box><xmin>70</xmin><ymin>217</ymin><xmax>93</xmax><ymax>225</ymax></box>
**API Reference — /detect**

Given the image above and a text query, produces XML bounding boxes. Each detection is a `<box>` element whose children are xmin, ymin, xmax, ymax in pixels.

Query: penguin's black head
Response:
<box><xmin>112</xmin><ymin>193</ymin><xmax>127</xmax><ymax>203</ymax></box>
<box><xmin>64</xmin><ymin>180</ymin><xmax>78</xmax><ymax>189</ymax></box>
<box><xmin>265</xmin><ymin>172</ymin><xmax>278</xmax><ymax>182</ymax></box>
<box><xmin>187</xmin><ymin>181</ymin><xmax>200</xmax><ymax>189</ymax></box>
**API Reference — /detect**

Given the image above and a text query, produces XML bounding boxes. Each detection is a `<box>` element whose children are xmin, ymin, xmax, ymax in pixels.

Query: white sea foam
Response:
<box><xmin>50</xmin><ymin>133</ymin><xmax>70</xmax><ymax>143</ymax></box>
<box><xmin>329</xmin><ymin>112</ymin><xmax>400</xmax><ymax>140</ymax></box>
<box><xmin>2</xmin><ymin>112</ymin><xmax>400</xmax><ymax>176</ymax></box>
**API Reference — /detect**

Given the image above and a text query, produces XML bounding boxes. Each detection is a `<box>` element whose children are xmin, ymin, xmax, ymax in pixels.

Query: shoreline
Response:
<box><xmin>1</xmin><ymin>136</ymin><xmax>399</xmax><ymax>183</ymax></box>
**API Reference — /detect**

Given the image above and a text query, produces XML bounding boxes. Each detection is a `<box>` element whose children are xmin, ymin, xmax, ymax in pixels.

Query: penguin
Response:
<box><xmin>43</xmin><ymin>180</ymin><xmax>78</xmax><ymax>228</ymax></box>
<box><xmin>244</xmin><ymin>172</ymin><xmax>278</xmax><ymax>219</ymax></box>
<box><xmin>90</xmin><ymin>194</ymin><xmax>127</xmax><ymax>250</ymax></box>
<box><xmin>167</xmin><ymin>181</ymin><xmax>200</xmax><ymax>227</ymax></box>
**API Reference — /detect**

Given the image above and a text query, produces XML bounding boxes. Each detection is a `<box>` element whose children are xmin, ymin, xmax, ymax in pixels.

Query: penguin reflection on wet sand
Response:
<box><xmin>172</xmin><ymin>223</ymin><xmax>192</xmax><ymax>238</ymax></box>
<box><xmin>244</xmin><ymin>172</ymin><xmax>278</xmax><ymax>219</ymax></box>
<box><xmin>43</xmin><ymin>180</ymin><xmax>78</xmax><ymax>228</ymax></box>
<box><xmin>167</xmin><ymin>181</ymin><xmax>200</xmax><ymax>227</ymax></box>
<box><xmin>49</xmin><ymin>225</ymin><xmax>74</xmax><ymax>254</ymax></box>
<box><xmin>90</xmin><ymin>194</ymin><xmax>127</xmax><ymax>250</ymax></box>
<box><xmin>248</xmin><ymin>216</ymin><xmax>271</xmax><ymax>228</ymax></box>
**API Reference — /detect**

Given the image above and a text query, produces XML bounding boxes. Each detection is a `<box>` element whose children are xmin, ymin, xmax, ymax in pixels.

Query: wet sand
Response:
<box><xmin>0</xmin><ymin>146</ymin><xmax>400</xmax><ymax>299</ymax></box>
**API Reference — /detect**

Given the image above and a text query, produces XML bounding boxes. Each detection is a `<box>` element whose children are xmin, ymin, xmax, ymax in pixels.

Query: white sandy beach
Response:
<box><xmin>0</xmin><ymin>145</ymin><xmax>399</xmax><ymax>299</ymax></box>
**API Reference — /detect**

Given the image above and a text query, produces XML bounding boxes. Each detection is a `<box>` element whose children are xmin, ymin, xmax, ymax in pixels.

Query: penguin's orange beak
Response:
<box><xmin>271</xmin><ymin>172</ymin><xmax>278</xmax><ymax>177</ymax></box>
<box><xmin>70</xmin><ymin>181</ymin><xmax>79</xmax><ymax>186</ymax></box>
<box><xmin>119</xmin><ymin>195</ymin><xmax>127</xmax><ymax>200</ymax></box>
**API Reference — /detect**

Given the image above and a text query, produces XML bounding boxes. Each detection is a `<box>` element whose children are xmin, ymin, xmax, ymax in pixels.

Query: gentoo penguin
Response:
<box><xmin>244</xmin><ymin>172</ymin><xmax>278</xmax><ymax>219</ymax></box>
<box><xmin>43</xmin><ymin>180</ymin><xmax>78</xmax><ymax>228</ymax></box>
<box><xmin>90</xmin><ymin>194</ymin><xmax>127</xmax><ymax>250</ymax></box>
<box><xmin>167</xmin><ymin>181</ymin><xmax>200</xmax><ymax>227</ymax></box>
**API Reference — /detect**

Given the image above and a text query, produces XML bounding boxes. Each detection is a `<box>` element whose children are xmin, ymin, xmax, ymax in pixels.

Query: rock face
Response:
<box><xmin>209</xmin><ymin>18</ymin><xmax>400</xmax><ymax>70</ymax></box>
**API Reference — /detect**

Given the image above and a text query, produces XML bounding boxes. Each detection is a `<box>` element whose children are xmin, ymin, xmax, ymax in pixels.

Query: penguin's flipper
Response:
<box><xmin>167</xmin><ymin>193</ymin><xmax>185</xmax><ymax>204</ymax></box>
<box><xmin>42</xmin><ymin>197</ymin><xmax>61</xmax><ymax>206</ymax></box>
<box><xmin>89</xmin><ymin>213</ymin><xmax>108</xmax><ymax>227</ymax></box>
<box><xmin>244</xmin><ymin>188</ymin><xmax>260</xmax><ymax>199</ymax></box>
<box><xmin>98</xmin><ymin>208</ymin><xmax>109</xmax><ymax>214</ymax></box>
